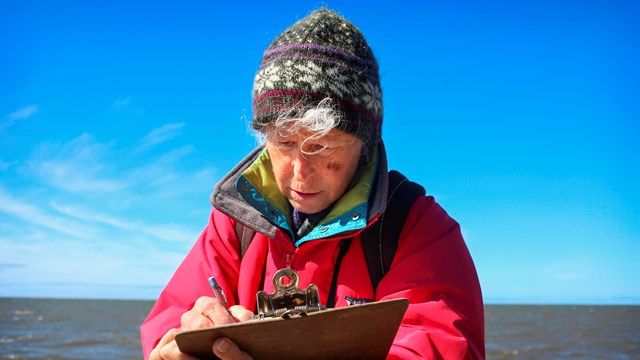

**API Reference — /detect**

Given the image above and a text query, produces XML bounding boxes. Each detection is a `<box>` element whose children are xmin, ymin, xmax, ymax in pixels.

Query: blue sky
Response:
<box><xmin>1</xmin><ymin>0</ymin><xmax>638</xmax><ymax>304</ymax></box>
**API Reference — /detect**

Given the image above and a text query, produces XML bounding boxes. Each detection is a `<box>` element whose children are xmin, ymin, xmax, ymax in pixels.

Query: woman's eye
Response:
<box><xmin>309</xmin><ymin>144</ymin><xmax>326</xmax><ymax>153</ymax></box>
<box><xmin>278</xmin><ymin>141</ymin><xmax>295</xmax><ymax>148</ymax></box>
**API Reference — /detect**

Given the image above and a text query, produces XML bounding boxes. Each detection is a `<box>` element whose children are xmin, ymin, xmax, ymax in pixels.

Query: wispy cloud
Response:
<box><xmin>135</xmin><ymin>122</ymin><xmax>185</xmax><ymax>152</ymax></box>
<box><xmin>7</xmin><ymin>105</ymin><xmax>39</xmax><ymax>120</ymax></box>
<box><xmin>111</xmin><ymin>97</ymin><xmax>146</xmax><ymax>116</ymax></box>
<box><xmin>0</xmin><ymin>187</ymin><xmax>97</xmax><ymax>239</ymax></box>
<box><xmin>50</xmin><ymin>201</ymin><xmax>194</xmax><ymax>243</ymax></box>
<box><xmin>113</xmin><ymin>97</ymin><xmax>132</xmax><ymax>108</ymax></box>
<box><xmin>129</xmin><ymin>145</ymin><xmax>195</xmax><ymax>188</ymax></box>
<box><xmin>0</xmin><ymin>230</ymin><xmax>187</xmax><ymax>299</ymax></box>
<box><xmin>543</xmin><ymin>257</ymin><xmax>591</xmax><ymax>282</ymax></box>
<box><xmin>1</xmin><ymin>105</ymin><xmax>39</xmax><ymax>129</ymax></box>
<box><xmin>26</xmin><ymin>127</ymin><xmax>216</xmax><ymax>204</ymax></box>
<box><xmin>29</xmin><ymin>133</ymin><xmax>127</xmax><ymax>194</ymax></box>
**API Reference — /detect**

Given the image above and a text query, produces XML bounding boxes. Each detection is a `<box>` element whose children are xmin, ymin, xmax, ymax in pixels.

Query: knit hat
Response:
<box><xmin>252</xmin><ymin>8</ymin><xmax>383</xmax><ymax>146</ymax></box>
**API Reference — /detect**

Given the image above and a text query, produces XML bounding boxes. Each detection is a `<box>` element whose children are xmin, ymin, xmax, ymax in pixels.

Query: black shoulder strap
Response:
<box><xmin>361</xmin><ymin>170</ymin><xmax>426</xmax><ymax>292</ymax></box>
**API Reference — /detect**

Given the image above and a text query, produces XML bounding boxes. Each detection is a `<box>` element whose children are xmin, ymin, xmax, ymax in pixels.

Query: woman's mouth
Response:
<box><xmin>291</xmin><ymin>189</ymin><xmax>321</xmax><ymax>201</ymax></box>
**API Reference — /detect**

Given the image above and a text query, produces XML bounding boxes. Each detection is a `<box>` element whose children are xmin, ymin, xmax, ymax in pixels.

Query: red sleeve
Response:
<box><xmin>139</xmin><ymin>208</ymin><xmax>241</xmax><ymax>359</ymax></box>
<box><xmin>378</xmin><ymin>196</ymin><xmax>485</xmax><ymax>359</ymax></box>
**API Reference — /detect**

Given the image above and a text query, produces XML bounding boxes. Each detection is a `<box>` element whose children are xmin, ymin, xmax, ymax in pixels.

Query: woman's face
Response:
<box><xmin>266</xmin><ymin>128</ymin><xmax>363</xmax><ymax>214</ymax></box>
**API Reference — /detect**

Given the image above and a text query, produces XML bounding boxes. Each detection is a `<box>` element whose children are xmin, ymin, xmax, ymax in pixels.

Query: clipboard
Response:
<box><xmin>175</xmin><ymin>298</ymin><xmax>409</xmax><ymax>360</ymax></box>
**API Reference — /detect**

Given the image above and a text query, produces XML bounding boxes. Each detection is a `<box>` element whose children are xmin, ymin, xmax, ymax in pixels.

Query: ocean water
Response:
<box><xmin>0</xmin><ymin>298</ymin><xmax>151</xmax><ymax>360</ymax></box>
<box><xmin>1</xmin><ymin>298</ymin><xmax>639</xmax><ymax>359</ymax></box>
<box><xmin>485</xmin><ymin>304</ymin><xmax>640</xmax><ymax>359</ymax></box>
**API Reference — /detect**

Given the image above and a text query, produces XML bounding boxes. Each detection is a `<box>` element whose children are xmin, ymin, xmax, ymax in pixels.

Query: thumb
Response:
<box><xmin>212</xmin><ymin>337</ymin><xmax>252</xmax><ymax>360</ymax></box>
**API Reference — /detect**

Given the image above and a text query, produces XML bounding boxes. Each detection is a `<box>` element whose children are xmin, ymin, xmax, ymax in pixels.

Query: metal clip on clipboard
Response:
<box><xmin>255</xmin><ymin>268</ymin><xmax>325</xmax><ymax>319</ymax></box>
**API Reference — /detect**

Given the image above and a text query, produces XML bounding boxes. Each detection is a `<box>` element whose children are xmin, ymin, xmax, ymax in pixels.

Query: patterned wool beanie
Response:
<box><xmin>252</xmin><ymin>8</ymin><xmax>383</xmax><ymax>146</ymax></box>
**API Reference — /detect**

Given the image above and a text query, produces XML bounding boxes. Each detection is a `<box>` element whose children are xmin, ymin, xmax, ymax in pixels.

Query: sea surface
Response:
<box><xmin>1</xmin><ymin>298</ymin><xmax>639</xmax><ymax>359</ymax></box>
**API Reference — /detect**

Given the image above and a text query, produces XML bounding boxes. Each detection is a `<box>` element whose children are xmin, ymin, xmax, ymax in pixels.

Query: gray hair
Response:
<box><xmin>258</xmin><ymin>98</ymin><xmax>340</xmax><ymax>153</ymax></box>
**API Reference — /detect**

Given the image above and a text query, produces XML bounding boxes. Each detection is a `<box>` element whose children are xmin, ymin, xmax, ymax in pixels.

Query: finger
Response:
<box><xmin>159</xmin><ymin>339</ymin><xmax>199</xmax><ymax>360</ymax></box>
<box><xmin>229</xmin><ymin>305</ymin><xmax>254</xmax><ymax>322</ymax></box>
<box><xmin>149</xmin><ymin>328</ymin><xmax>180</xmax><ymax>360</ymax></box>
<box><xmin>180</xmin><ymin>308</ymin><xmax>215</xmax><ymax>330</ymax></box>
<box><xmin>192</xmin><ymin>296</ymin><xmax>235</xmax><ymax>326</ymax></box>
<box><xmin>212</xmin><ymin>337</ymin><xmax>253</xmax><ymax>360</ymax></box>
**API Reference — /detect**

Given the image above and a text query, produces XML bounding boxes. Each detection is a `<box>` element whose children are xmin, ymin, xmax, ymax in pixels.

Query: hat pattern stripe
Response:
<box><xmin>254</xmin><ymin>60</ymin><xmax>382</xmax><ymax>113</ymax></box>
<box><xmin>264</xmin><ymin>44</ymin><xmax>378</xmax><ymax>68</ymax></box>
<box><xmin>260</xmin><ymin>54</ymin><xmax>377</xmax><ymax>82</ymax></box>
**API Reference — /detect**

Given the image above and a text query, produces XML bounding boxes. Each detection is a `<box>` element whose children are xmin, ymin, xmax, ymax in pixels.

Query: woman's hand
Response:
<box><xmin>149</xmin><ymin>296</ymin><xmax>254</xmax><ymax>360</ymax></box>
<box><xmin>180</xmin><ymin>296</ymin><xmax>253</xmax><ymax>330</ymax></box>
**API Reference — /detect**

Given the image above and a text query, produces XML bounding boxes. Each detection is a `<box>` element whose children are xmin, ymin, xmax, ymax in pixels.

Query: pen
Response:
<box><xmin>208</xmin><ymin>276</ymin><xmax>231</xmax><ymax>313</ymax></box>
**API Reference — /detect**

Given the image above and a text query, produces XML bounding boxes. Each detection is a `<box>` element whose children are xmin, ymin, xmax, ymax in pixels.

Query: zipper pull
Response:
<box><xmin>285</xmin><ymin>252</ymin><xmax>294</xmax><ymax>268</ymax></box>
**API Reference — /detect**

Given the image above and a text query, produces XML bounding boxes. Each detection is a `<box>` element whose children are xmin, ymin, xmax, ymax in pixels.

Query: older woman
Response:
<box><xmin>141</xmin><ymin>8</ymin><xmax>484</xmax><ymax>360</ymax></box>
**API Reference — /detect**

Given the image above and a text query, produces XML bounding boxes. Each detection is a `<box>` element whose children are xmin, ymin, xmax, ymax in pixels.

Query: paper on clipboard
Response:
<box><xmin>175</xmin><ymin>298</ymin><xmax>409</xmax><ymax>360</ymax></box>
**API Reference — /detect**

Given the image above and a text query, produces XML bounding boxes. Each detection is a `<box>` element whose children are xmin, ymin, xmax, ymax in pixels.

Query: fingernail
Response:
<box><xmin>216</xmin><ymin>338</ymin><xmax>231</xmax><ymax>353</ymax></box>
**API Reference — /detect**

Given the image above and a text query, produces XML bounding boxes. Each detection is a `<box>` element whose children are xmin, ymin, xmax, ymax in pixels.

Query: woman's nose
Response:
<box><xmin>292</xmin><ymin>152</ymin><xmax>314</xmax><ymax>180</ymax></box>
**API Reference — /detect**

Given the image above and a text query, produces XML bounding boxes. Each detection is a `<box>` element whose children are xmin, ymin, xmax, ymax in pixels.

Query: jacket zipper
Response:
<box><xmin>285</xmin><ymin>252</ymin><xmax>294</xmax><ymax>268</ymax></box>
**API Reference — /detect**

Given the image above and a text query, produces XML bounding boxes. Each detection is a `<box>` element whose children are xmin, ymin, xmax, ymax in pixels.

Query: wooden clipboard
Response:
<box><xmin>175</xmin><ymin>298</ymin><xmax>409</xmax><ymax>360</ymax></box>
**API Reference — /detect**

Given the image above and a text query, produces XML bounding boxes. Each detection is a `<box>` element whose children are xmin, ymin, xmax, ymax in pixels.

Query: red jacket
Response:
<box><xmin>141</xmin><ymin>144</ymin><xmax>485</xmax><ymax>359</ymax></box>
